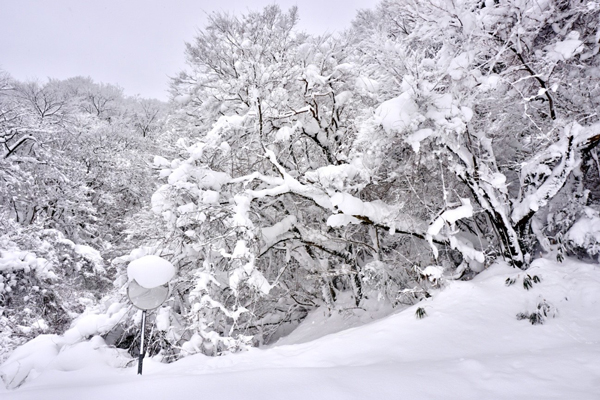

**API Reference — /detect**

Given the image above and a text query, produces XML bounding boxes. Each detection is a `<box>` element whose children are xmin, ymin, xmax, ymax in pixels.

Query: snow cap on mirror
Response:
<box><xmin>127</xmin><ymin>255</ymin><xmax>175</xmax><ymax>288</ymax></box>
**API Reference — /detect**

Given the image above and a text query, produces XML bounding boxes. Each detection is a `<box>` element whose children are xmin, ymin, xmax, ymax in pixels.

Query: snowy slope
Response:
<box><xmin>2</xmin><ymin>258</ymin><xmax>600</xmax><ymax>399</ymax></box>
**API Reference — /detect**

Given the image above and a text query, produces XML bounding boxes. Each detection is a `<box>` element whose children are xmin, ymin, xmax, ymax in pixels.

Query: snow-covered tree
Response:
<box><xmin>123</xmin><ymin>5</ymin><xmax>450</xmax><ymax>358</ymax></box>
<box><xmin>349</xmin><ymin>0</ymin><xmax>600</xmax><ymax>269</ymax></box>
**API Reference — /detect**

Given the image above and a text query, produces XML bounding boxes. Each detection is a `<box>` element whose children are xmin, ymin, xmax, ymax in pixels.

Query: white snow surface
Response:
<box><xmin>2</xmin><ymin>258</ymin><xmax>600</xmax><ymax>399</ymax></box>
<box><xmin>127</xmin><ymin>255</ymin><xmax>175</xmax><ymax>288</ymax></box>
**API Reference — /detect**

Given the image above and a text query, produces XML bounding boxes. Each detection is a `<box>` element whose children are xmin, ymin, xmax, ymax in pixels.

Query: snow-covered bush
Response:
<box><xmin>516</xmin><ymin>299</ymin><xmax>558</xmax><ymax>325</ymax></box>
<box><xmin>0</xmin><ymin>215</ymin><xmax>115</xmax><ymax>362</ymax></box>
<box><xmin>566</xmin><ymin>207</ymin><xmax>600</xmax><ymax>258</ymax></box>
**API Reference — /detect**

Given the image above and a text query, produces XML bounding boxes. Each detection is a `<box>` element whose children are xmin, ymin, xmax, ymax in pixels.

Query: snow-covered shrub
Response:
<box><xmin>415</xmin><ymin>307</ymin><xmax>427</xmax><ymax>319</ymax></box>
<box><xmin>566</xmin><ymin>207</ymin><xmax>600</xmax><ymax>259</ymax></box>
<box><xmin>0</xmin><ymin>216</ymin><xmax>113</xmax><ymax>362</ymax></box>
<box><xmin>516</xmin><ymin>299</ymin><xmax>557</xmax><ymax>325</ymax></box>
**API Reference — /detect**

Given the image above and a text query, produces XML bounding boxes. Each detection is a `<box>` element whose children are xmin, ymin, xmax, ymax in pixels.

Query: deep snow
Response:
<box><xmin>2</xmin><ymin>257</ymin><xmax>600</xmax><ymax>399</ymax></box>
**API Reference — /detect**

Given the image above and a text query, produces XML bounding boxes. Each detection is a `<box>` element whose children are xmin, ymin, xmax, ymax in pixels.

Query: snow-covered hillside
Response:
<box><xmin>2</xmin><ymin>257</ymin><xmax>599</xmax><ymax>399</ymax></box>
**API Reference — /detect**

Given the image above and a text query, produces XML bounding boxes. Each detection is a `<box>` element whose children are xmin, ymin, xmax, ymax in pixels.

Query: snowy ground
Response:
<box><xmin>2</xmin><ymin>257</ymin><xmax>600</xmax><ymax>399</ymax></box>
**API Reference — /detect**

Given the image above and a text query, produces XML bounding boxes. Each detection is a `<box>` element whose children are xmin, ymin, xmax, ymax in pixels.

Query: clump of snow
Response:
<box><xmin>304</xmin><ymin>64</ymin><xmax>328</xmax><ymax>88</ymax></box>
<box><xmin>74</xmin><ymin>245</ymin><xmax>105</xmax><ymax>274</ymax></box>
<box><xmin>428</xmin><ymin>199</ymin><xmax>474</xmax><ymax>238</ymax></box>
<box><xmin>330</xmin><ymin>193</ymin><xmax>394</xmax><ymax>225</ymax></box>
<box><xmin>201</xmin><ymin>190</ymin><xmax>220</xmax><ymax>204</ymax></box>
<box><xmin>334</xmin><ymin>91</ymin><xmax>353</xmax><ymax>107</ymax></box>
<box><xmin>246</xmin><ymin>269</ymin><xmax>273</xmax><ymax>295</ymax></box>
<box><xmin>274</xmin><ymin>126</ymin><xmax>294</xmax><ymax>143</ymax></box>
<box><xmin>405</xmin><ymin>128</ymin><xmax>433</xmax><ymax>153</ymax></box>
<box><xmin>449</xmin><ymin>236</ymin><xmax>485</xmax><ymax>264</ymax></box>
<box><xmin>189</xmin><ymin>268</ymin><xmax>221</xmax><ymax>301</ymax></box>
<box><xmin>327</xmin><ymin>214</ymin><xmax>361</xmax><ymax>227</ymax></box>
<box><xmin>204</xmin><ymin>114</ymin><xmax>247</xmax><ymax>145</ymax></box>
<box><xmin>421</xmin><ymin>265</ymin><xmax>444</xmax><ymax>284</ymax></box>
<box><xmin>151</xmin><ymin>184</ymin><xmax>173</xmax><ymax>215</ymax></box>
<box><xmin>305</xmin><ymin>163</ymin><xmax>363</xmax><ymax>192</ymax></box>
<box><xmin>355</xmin><ymin>76</ymin><xmax>380</xmax><ymax>93</ymax></box>
<box><xmin>225</xmin><ymin>240</ymin><xmax>273</xmax><ymax>296</ymax></box>
<box><xmin>261</xmin><ymin>216</ymin><xmax>297</xmax><ymax>245</ymax></box>
<box><xmin>127</xmin><ymin>255</ymin><xmax>175</xmax><ymax>289</ymax></box>
<box><xmin>548</xmin><ymin>31</ymin><xmax>584</xmax><ymax>61</ymax></box>
<box><xmin>447</xmin><ymin>52</ymin><xmax>473</xmax><ymax>80</ymax></box>
<box><xmin>231</xmin><ymin>240</ymin><xmax>251</xmax><ymax>259</ymax></box>
<box><xmin>0</xmin><ymin>249</ymin><xmax>57</xmax><ymax>292</ymax></box>
<box><xmin>173</xmin><ymin>94</ymin><xmax>191</xmax><ymax>104</ymax></box>
<box><xmin>461</xmin><ymin>106</ymin><xmax>473</xmax><ymax>122</ymax></box>
<box><xmin>326</xmin><ymin>192</ymin><xmax>424</xmax><ymax>235</ymax></box>
<box><xmin>333</xmin><ymin>63</ymin><xmax>354</xmax><ymax>73</ymax></box>
<box><xmin>67</xmin><ymin>307</ymin><xmax>128</xmax><ymax>339</ymax></box>
<box><xmin>301</xmin><ymin>117</ymin><xmax>320</xmax><ymax>135</ymax></box>
<box><xmin>156</xmin><ymin>307</ymin><xmax>171</xmax><ymax>332</ymax></box>
<box><xmin>478</xmin><ymin>74</ymin><xmax>501</xmax><ymax>91</ymax></box>
<box><xmin>177</xmin><ymin>202</ymin><xmax>195</xmax><ymax>214</ymax></box>
<box><xmin>112</xmin><ymin>246</ymin><xmax>160</xmax><ymax>267</ymax></box>
<box><xmin>483</xmin><ymin>171</ymin><xmax>507</xmax><ymax>191</ymax></box>
<box><xmin>153</xmin><ymin>156</ymin><xmax>171</xmax><ymax>168</ymax></box>
<box><xmin>230</xmin><ymin>195</ymin><xmax>254</xmax><ymax>229</ymax></box>
<box><xmin>375</xmin><ymin>92</ymin><xmax>419</xmax><ymax>134</ymax></box>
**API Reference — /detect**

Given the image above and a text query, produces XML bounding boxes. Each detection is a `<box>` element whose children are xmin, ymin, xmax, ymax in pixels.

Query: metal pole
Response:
<box><xmin>137</xmin><ymin>310</ymin><xmax>147</xmax><ymax>375</ymax></box>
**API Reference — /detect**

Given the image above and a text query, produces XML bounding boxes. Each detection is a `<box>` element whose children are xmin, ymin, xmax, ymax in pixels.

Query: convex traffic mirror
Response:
<box><xmin>126</xmin><ymin>255</ymin><xmax>175</xmax><ymax>375</ymax></box>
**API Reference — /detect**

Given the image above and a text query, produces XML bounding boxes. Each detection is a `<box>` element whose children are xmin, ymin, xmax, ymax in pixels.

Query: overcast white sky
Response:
<box><xmin>0</xmin><ymin>0</ymin><xmax>377</xmax><ymax>100</ymax></box>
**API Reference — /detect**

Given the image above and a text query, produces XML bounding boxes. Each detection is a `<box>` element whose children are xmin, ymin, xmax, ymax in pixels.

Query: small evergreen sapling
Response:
<box><xmin>505</xmin><ymin>274</ymin><xmax>541</xmax><ymax>289</ymax></box>
<box><xmin>522</xmin><ymin>274</ymin><xmax>541</xmax><ymax>290</ymax></box>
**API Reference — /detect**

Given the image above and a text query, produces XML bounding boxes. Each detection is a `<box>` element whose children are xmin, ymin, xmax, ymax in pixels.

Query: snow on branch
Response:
<box><xmin>426</xmin><ymin>198</ymin><xmax>476</xmax><ymax>259</ymax></box>
<box><xmin>511</xmin><ymin>121</ymin><xmax>600</xmax><ymax>225</ymax></box>
<box><xmin>235</xmin><ymin>151</ymin><xmax>429</xmax><ymax>242</ymax></box>
<box><xmin>326</xmin><ymin>192</ymin><xmax>425</xmax><ymax>235</ymax></box>
<box><xmin>3</xmin><ymin>135</ymin><xmax>37</xmax><ymax>158</ymax></box>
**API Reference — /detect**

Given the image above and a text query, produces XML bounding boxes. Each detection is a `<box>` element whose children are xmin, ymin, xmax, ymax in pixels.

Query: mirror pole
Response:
<box><xmin>137</xmin><ymin>310</ymin><xmax>147</xmax><ymax>375</ymax></box>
